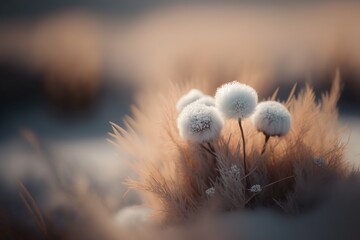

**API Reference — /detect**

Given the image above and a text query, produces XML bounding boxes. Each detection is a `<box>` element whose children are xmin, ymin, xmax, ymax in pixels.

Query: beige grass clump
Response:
<box><xmin>110</xmin><ymin>74</ymin><xmax>346</xmax><ymax>224</ymax></box>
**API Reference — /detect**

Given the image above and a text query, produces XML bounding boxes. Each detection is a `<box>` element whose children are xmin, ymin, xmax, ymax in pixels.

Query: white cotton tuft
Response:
<box><xmin>193</xmin><ymin>96</ymin><xmax>216</xmax><ymax>107</ymax></box>
<box><xmin>252</xmin><ymin>101</ymin><xmax>291</xmax><ymax>137</ymax></box>
<box><xmin>205</xmin><ymin>187</ymin><xmax>216</xmax><ymax>198</ymax></box>
<box><xmin>230</xmin><ymin>164</ymin><xmax>240</xmax><ymax>174</ymax></box>
<box><xmin>176</xmin><ymin>89</ymin><xmax>204</xmax><ymax>112</ymax></box>
<box><xmin>229</xmin><ymin>164</ymin><xmax>241</xmax><ymax>179</ymax></box>
<box><xmin>177</xmin><ymin>103</ymin><xmax>224</xmax><ymax>142</ymax></box>
<box><xmin>215</xmin><ymin>81</ymin><xmax>258</xmax><ymax>119</ymax></box>
<box><xmin>249</xmin><ymin>184</ymin><xmax>262</xmax><ymax>193</ymax></box>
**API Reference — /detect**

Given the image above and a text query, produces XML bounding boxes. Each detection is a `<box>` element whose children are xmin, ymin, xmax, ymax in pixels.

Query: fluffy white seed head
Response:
<box><xmin>205</xmin><ymin>187</ymin><xmax>216</xmax><ymax>198</ymax></box>
<box><xmin>249</xmin><ymin>184</ymin><xmax>262</xmax><ymax>193</ymax></box>
<box><xmin>177</xmin><ymin>103</ymin><xmax>224</xmax><ymax>142</ymax></box>
<box><xmin>176</xmin><ymin>89</ymin><xmax>204</xmax><ymax>112</ymax></box>
<box><xmin>193</xmin><ymin>96</ymin><xmax>216</xmax><ymax>107</ymax></box>
<box><xmin>230</xmin><ymin>164</ymin><xmax>240</xmax><ymax>174</ymax></box>
<box><xmin>215</xmin><ymin>81</ymin><xmax>258</xmax><ymax>119</ymax></box>
<box><xmin>252</xmin><ymin>101</ymin><xmax>291</xmax><ymax>137</ymax></box>
<box><xmin>230</xmin><ymin>164</ymin><xmax>241</xmax><ymax>179</ymax></box>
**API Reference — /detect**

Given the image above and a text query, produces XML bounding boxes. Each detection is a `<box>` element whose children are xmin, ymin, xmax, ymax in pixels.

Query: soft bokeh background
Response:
<box><xmin>1</xmin><ymin>0</ymin><xmax>360</xmax><ymax>237</ymax></box>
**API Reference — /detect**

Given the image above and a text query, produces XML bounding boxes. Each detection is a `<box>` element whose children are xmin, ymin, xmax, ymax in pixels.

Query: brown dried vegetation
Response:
<box><xmin>110</xmin><ymin>73</ymin><xmax>347</xmax><ymax>224</ymax></box>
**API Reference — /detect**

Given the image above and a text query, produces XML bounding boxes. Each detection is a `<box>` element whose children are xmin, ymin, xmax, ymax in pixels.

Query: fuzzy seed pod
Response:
<box><xmin>205</xmin><ymin>187</ymin><xmax>216</xmax><ymax>198</ymax></box>
<box><xmin>193</xmin><ymin>96</ymin><xmax>216</xmax><ymax>107</ymax></box>
<box><xmin>249</xmin><ymin>184</ymin><xmax>262</xmax><ymax>193</ymax></box>
<box><xmin>215</xmin><ymin>81</ymin><xmax>258</xmax><ymax>119</ymax></box>
<box><xmin>177</xmin><ymin>103</ymin><xmax>224</xmax><ymax>142</ymax></box>
<box><xmin>252</xmin><ymin>101</ymin><xmax>291</xmax><ymax>136</ymax></box>
<box><xmin>176</xmin><ymin>89</ymin><xmax>204</xmax><ymax>112</ymax></box>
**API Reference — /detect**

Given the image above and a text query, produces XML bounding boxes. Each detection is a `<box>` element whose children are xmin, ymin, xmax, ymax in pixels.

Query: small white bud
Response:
<box><xmin>177</xmin><ymin>103</ymin><xmax>224</xmax><ymax>142</ymax></box>
<box><xmin>229</xmin><ymin>164</ymin><xmax>241</xmax><ymax>180</ymax></box>
<box><xmin>176</xmin><ymin>89</ymin><xmax>204</xmax><ymax>112</ymax></box>
<box><xmin>252</xmin><ymin>101</ymin><xmax>291</xmax><ymax>137</ymax></box>
<box><xmin>249</xmin><ymin>184</ymin><xmax>262</xmax><ymax>193</ymax></box>
<box><xmin>205</xmin><ymin>187</ymin><xmax>216</xmax><ymax>198</ymax></box>
<box><xmin>215</xmin><ymin>81</ymin><xmax>258</xmax><ymax>119</ymax></box>
<box><xmin>230</xmin><ymin>164</ymin><xmax>240</xmax><ymax>174</ymax></box>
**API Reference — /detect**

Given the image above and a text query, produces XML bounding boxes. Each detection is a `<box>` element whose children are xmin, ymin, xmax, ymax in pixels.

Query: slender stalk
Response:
<box><xmin>262</xmin><ymin>175</ymin><xmax>295</xmax><ymax>190</ymax></box>
<box><xmin>238</xmin><ymin>119</ymin><xmax>250</xmax><ymax>189</ymax></box>
<box><xmin>245</xmin><ymin>175</ymin><xmax>294</xmax><ymax>207</ymax></box>
<box><xmin>261</xmin><ymin>134</ymin><xmax>270</xmax><ymax>155</ymax></box>
<box><xmin>201</xmin><ymin>142</ymin><xmax>218</xmax><ymax>180</ymax></box>
<box><xmin>200</xmin><ymin>143</ymin><xmax>216</xmax><ymax>157</ymax></box>
<box><xmin>207</xmin><ymin>142</ymin><xmax>215</xmax><ymax>152</ymax></box>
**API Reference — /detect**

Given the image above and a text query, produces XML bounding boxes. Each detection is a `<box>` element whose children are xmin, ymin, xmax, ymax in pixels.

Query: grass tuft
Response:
<box><xmin>111</xmin><ymin>73</ymin><xmax>346</xmax><ymax>224</ymax></box>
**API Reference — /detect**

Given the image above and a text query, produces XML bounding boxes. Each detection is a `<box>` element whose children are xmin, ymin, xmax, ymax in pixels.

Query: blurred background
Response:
<box><xmin>1</xmin><ymin>0</ymin><xmax>360</xmax><ymax>237</ymax></box>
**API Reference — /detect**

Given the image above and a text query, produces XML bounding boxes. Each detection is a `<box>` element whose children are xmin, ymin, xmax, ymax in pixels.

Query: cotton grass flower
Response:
<box><xmin>252</xmin><ymin>101</ymin><xmax>291</xmax><ymax>154</ymax></box>
<box><xmin>249</xmin><ymin>184</ymin><xmax>262</xmax><ymax>193</ymax></box>
<box><xmin>230</xmin><ymin>164</ymin><xmax>240</xmax><ymax>174</ymax></box>
<box><xmin>176</xmin><ymin>89</ymin><xmax>204</xmax><ymax>112</ymax></box>
<box><xmin>215</xmin><ymin>81</ymin><xmax>258</xmax><ymax>189</ymax></box>
<box><xmin>112</xmin><ymin>78</ymin><xmax>345</xmax><ymax>220</ymax></box>
<box><xmin>177</xmin><ymin>103</ymin><xmax>223</xmax><ymax>143</ymax></box>
<box><xmin>193</xmin><ymin>96</ymin><xmax>216</xmax><ymax>107</ymax></box>
<box><xmin>252</xmin><ymin>101</ymin><xmax>291</xmax><ymax>137</ymax></box>
<box><xmin>215</xmin><ymin>81</ymin><xmax>258</xmax><ymax>119</ymax></box>
<box><xmin>205</xmin><ymin>187</ymin><xmax>216</xmax><ymax>198</ymax></box>
<box><xmin>230</xmin><ymin>164</ymin><xmax>241</xmax><ymax>180</ymax></box>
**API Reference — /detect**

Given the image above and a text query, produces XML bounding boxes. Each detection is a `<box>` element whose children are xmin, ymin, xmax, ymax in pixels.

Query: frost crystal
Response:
<box><xmin>252</xmin><ymin>101</ymin><xmax>291</xmax><ymax>136</ymax></box>
<box><xmin>176</xmin><ymin>89</ymin><xmax>204</xmax><ymax>112</ymax></box>
<box><xmin>249</xmin><ymin>184</ymin><xmax>262</xmax><ymax>193</ymax></box>
<box><xmin>205</xmin><ymin>187</ymin><xmax>216</xmax><ymax>198</ymax></box>
<box><xmin>177</xmin><ymin>103</ymin><xmax>224</xmax><ymax>142</ymax></box>
<box><xmin>215</xmin><ymin>81</ymin><xmax>258</xmax><ymax>119</ymax></box>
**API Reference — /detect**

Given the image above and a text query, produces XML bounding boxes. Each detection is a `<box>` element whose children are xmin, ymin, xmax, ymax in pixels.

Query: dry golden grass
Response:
<box><xmin>112</xmin><ymin>72</ymin><xmax>346</xmax><ymax>224</ymax></box>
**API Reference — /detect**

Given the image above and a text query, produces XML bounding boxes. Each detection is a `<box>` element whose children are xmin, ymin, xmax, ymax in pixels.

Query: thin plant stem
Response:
<box><xmin>245</xmin><ymin>175</ymin><xmax>295</xmax><ymax>207</ymax></box>
<box><xmin>200</xmin><ymin>143</ymin><xmax>216</xmax><ymax>157</ymax></box>
<box><xmin>262</xmin><ymin>175</ymin><xmax>295</xmax><ymax>190</ymax></box>
<box><xmin>207</xmin><ymin>142</ymin><xmax>215</xmax><ymax>152</ymax></box>
<box><xmin>261</xmin><ymin>134</ymin><xmax>270</xmax><ymax>155</ymax></box>
<box><xmin>238</xmin><ymin>118</ymin><xmax>250</xmax><ymax>189</ymax></box>
<box><xmin>201</xmin><ymin>142</ymin><xmax>218</xmax><ymax>180</ymax></box>
<box><xmin>18</xmin><ymin>181</ymin><xmax>47</xmax><ymax>236</ymax></box>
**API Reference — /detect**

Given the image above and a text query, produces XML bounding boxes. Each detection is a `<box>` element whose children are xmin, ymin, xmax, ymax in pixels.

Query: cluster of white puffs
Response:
<box><xmin>176</xmin><ymin>81</ymin><xmax>292</xmax><ymax>197</ymax></box>
<box><xmin>177</xmin><ymin>81</ymin><xmax>292</xmax><ymax>144</ymax></box>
